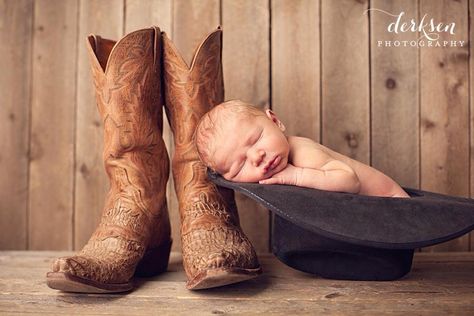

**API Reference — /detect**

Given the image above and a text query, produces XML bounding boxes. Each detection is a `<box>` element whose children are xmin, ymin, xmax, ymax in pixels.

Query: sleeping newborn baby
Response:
<box><xmin>194</xmin><ymin>100</ymin><xmax>409</xmax><ymax>198</ymax></box>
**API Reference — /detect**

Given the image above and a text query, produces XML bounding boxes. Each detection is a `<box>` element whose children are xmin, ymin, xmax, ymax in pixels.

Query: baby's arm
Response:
<box><xmin>260</xmin><ymin>160</ymin><xmax>361</xmax><ymax>194</ymax></box>
<box><xmin>297</xmin><ymin>160</ymin><xmax>360</xmax><ymax>193</ymax></box>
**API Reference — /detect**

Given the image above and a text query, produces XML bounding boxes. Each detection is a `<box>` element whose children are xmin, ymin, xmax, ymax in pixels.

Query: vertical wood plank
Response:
<box><xmin>29</xmin><ymin>0</ymin><xmax>79</xmax><ymax>250</ymax></box>
<box><xmin>124</xmin><ymin>0</ymin><xmax>178</xmax><ymax>251</ymax></box>
<box><xmin>74</xmin><ymin>0</ymin><xmax>124</xmax><ymax>250</ymax></box>
<box><xmin>271</xmin><ymin>0</ymin><xmax>320</xmax><ymax>140</ymax></box>
<box><xmin>470</xmin><ymin>0</ymin><xmax>474</xmax><ymax>252</ymax></box>
<box><xmin>420</xmin><ymin>0</ymin><xmax>470</xmax><ymax>252</ymax></box>
<box><xmin>271</xmin><ymin>0</ymin><xmax>320</xmax><ymax>252</ymax></box>
<box><xmin>222</xmin><ymin>0</ymin><xmax>270</xmax><ymax>252</ymax></box>
<box><xmin>125</xmin><ymin>0</ymin><xmax>171</xmax><ymax>33</ymax></box>
<box><xmin>0</xmin><ymin>0</ymin><xmax>33</xmax><ymax>250</ymax></box>
<box><xmin>370</xmin><ymin>0</ymin><xmax>419</xmax><ymax>188</ymax></box>
<box><xmin>321</xmin><ymin>0</ymin><xmax>370</xmax><ymax>164</ymax></box>
<box><xmin>172</xmin><ymin>0</ymin><xmax>220</xmax><ymax>65</ymax></box>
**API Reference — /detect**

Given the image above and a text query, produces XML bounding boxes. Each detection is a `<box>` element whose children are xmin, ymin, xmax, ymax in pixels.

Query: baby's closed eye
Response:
<box><xmin>249</xmin><ymin>129</ymin><xmax>263</xmax><ymax>145</ymax></box>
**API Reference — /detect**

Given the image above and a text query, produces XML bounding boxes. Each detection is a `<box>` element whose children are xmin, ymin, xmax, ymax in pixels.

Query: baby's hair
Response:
<box><xmin>194</xmin><ymin>99</ymin><xmax>267</xmax><ymax>172</ymax></box>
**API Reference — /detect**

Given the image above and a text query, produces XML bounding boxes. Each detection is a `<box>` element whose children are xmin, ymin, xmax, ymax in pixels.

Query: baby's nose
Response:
<box><xmin>252</xmin><ymin>149</ymin><xmax>265</xmax><ymax>166</ymax></box>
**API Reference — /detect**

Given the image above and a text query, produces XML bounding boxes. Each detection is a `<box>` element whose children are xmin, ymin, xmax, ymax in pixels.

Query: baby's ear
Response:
<box><xmin>265</xmin><ymin>108</ymin><xmax>286</xmax><ymax>132</ymax></box>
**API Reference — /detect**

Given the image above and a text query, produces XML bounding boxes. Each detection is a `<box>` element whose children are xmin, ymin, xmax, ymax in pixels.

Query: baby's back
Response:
<box><xmin>288</xmin><ymin>136</ymin><xmax>406</xmax><ymax>197</ymax></box>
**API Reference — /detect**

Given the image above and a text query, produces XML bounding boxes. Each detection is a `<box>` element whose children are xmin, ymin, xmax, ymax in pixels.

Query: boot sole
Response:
<box><xmin>46</xmin><ymin>239</ymin><xmax>172</xmax><ymax>294</ymax></box>
<box><xmin>186</xmin><ymin>266</ymin><xmax>262</xmax><ymax>290</ymax></box>
<box><xmin>46</xmin><ymin>272</ymin><xmax>133</xmax><ymax>294</ymax></box>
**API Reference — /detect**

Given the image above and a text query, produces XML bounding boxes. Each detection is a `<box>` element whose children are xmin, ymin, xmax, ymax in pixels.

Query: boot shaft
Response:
<box><xmin>161</xmin><ymin>27</ymin><xmax>260</xmax><ymax>288</ymax></box>
<box><xmin>87</xmin><ymin>28</ymin><xmax>164</xmax><ymax>157</ymax></box>
<box><xmin>162</xmin><ymin>28</ymin><xmax>241</xmax><ymax>230</ymax></box>
<box><xmin>162</xmin><ymin>29</ymin><xmax>224</xmax><ymax>146</ymax></box>
<box><xmin>86</xmin><ymin>27</ymin><xmax>171</xmax><ymax>246</ymax></box>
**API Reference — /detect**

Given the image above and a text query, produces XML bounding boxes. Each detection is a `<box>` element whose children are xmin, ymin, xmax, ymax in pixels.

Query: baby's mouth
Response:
<box><xmin>264</xmin><ymin>156</ymin><xmax>280</xmax><ymax>173</ymax></box>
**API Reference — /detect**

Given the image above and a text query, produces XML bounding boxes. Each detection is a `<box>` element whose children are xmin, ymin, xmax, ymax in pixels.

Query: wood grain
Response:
<box><xmin>171</xmin><ymin>0</ymin><xmax>220</xmax><ymax>65</ymax></box>
<box><xmin>0</xmin><ymin>0</ymin><xmax>33</xmax><ymax>250</ymax></box>
<box><xmin>125</xmin><ymin>0</ymin><xmax>171</xmax><ymax>34</ymax></box>
<box><xmin>271</xmin><ymin>0</ymin><xmax>320</xmax><ymax>140</ymax></box>
<box><xmin>470</xmin><ymin>0</ymin><xmax>474</xmax><ymax>251</ymax></box>
<box><xmin>222</xmin><ymin>0</ymin><xmax>270</xmax><ymax>252</ymax></box>
<box><xmin>28</xmin><ymin>0</ymin><xmax>78</xmax><ymax>250</ymax></box>
<box><xmin>1</xmin><ymin>251</ymin><xmax>473</xmax><ymax>314</ymax></box>
<box><xmin>321</xmin><ymin>0</ymin><xmax>370</xmax><ymax>164</ymax></box>
<box><xmin>74</xmin><ymin>0</ymin><xmax>124</xmax><ymax>250</ymax></box>
<box><xmin>0</xmin><ymin>0</ymin><xmax>473</xmax><ymax>254</ymax></box>
<box><xmin>420</xmin><ymin>0</ymin><xmax>470</xmax><ymax>252</ymax></box>
<box><xmin>370</xmin><ymin>0</ymin><xmax>419</xmax><ymax>188</ymax></box>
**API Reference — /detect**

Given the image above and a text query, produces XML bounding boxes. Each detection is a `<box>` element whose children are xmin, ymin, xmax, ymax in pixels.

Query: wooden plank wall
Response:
<box><xmin>0</xmin><ymin>0</ymin><xmax>472</xmax><ymax>252</ymax></box>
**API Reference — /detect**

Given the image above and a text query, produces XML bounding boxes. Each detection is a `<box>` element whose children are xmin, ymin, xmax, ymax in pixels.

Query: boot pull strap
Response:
<box><xmin>151</xmin><ymin>26</ymin><xmax>160</xmax><ymax>72</ymax></box>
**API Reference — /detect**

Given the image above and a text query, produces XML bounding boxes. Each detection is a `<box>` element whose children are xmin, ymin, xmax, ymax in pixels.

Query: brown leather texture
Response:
<box><xmin>48</xmin><ymin>27</ymin><xmax>171</xmax><ymax>286</ymax></box>
<box><xmin>162</xmin><ymin>28</ymin><xmax>260</xmax><ymax>288</ymax></box>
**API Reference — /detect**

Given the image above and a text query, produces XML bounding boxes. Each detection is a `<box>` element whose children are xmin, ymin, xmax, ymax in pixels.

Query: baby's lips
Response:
<box><xmin>271</xmin><ymin>156</ymin><xmax>281</xmax><ymax>170</ymax></box>
<box><xmin>264</xmin><ymin>156</ymin><xmax>281</xmax><ymax>173</ymax></box>
<box><xmin>263</xmin><ymin>156</ymin><xmax>278</xmax><ymax>173</ymax></box>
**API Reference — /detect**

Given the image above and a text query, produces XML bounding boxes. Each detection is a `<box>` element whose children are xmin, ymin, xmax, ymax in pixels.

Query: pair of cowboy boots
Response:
<box><xmin>46</xmin><ymin>26</ymin><xmax>261</xmax><ymax>293</ymax></box>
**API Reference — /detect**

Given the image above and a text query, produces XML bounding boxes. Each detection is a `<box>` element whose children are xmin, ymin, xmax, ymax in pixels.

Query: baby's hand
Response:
<box><xmin>259</xmin><ymin>164</ymin><xmax>301</xmax><ymax>186</ymax></box>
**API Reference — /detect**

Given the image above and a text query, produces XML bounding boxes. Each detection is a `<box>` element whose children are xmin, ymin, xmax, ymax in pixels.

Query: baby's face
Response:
<box><xmin>213</xmin><ymin>110</ymin><xmax>290</xmax><ymax>182</ymax></box>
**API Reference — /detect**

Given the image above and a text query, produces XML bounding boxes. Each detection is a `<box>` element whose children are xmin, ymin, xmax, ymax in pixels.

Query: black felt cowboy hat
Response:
<box><xmin>207</xmin><ymin>170</ymin><xmax>474</xmax><ymax>281</ymax></box>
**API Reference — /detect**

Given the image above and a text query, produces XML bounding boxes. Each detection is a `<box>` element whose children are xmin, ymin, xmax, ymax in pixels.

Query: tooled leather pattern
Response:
<box><xmin>51</xmin><ymin>29</ymin><xmax>171</xmax><ymax>284</ymax></box>
<box><xmin>162</xmin><ymin>30</ymin><xmax>259</xmax><ymax>279</ymax></box>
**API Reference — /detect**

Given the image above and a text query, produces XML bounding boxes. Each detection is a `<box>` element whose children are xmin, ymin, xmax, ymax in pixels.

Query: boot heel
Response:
<box><xmin>134</xmin><ymin>239</ymin><xmax>172</xmax><ymax>277</ymax></box>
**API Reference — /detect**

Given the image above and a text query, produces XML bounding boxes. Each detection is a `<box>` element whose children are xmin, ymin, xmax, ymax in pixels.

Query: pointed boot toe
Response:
<box><xmin>183</xmin><ymin>228</ymin><xmax>262</xmax><ymax>290</ymax></box>
<box><xmin>47</xmin><ymin>254</ymin><xmax>133</xmax><ymax>293</ymax></box>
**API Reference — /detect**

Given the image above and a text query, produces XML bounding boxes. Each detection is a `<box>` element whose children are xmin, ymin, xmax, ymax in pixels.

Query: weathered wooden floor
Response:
<box><xmin>0</xmin><ymin>251</ymin><xmax>473</xmax><ymax>315</ymax></box>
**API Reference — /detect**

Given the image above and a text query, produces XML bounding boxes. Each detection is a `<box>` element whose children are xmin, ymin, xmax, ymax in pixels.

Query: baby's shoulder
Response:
<box><xmin>287</xmin><ymin>136</ymin><xmax>332</xmax><ymax>168</ymax></box>
<box><xmin>287</xmin><ymin>136</ymin><xmax>325</xmax><ymax>151</ymax></box>
<box><xmin>287</xmin><ymin>135</ymin><xmax>315</xmax><ymax>147</ymax></box>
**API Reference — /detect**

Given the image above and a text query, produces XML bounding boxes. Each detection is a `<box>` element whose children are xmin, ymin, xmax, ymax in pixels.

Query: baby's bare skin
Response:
<box><xmin>196</xmin><ymin>100</ymin><xmax>409</xmax><ymax>198</ymax></box>
<box><xmin>284</xmin><ymin>136</ymin><xmax>409</xmax><ymax>198</ymax></box>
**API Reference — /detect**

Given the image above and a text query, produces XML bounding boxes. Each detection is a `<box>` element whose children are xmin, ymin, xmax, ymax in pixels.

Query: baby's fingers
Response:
<box><xmin>259</xmin><ymin>177</ymin><xmax>280</xmax><ymax>185</ymax></box>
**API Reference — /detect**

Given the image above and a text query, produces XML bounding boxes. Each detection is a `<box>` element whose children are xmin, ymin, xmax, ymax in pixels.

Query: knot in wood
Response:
<box><xmin>345</xmin><ymin>133</ymin><xmax>358</xmax><ymax>148</ymax></box>
<box><xmin>385</xmin><ymin>78</ymin><xmax>396</xmax><ymax>90</ymax></box>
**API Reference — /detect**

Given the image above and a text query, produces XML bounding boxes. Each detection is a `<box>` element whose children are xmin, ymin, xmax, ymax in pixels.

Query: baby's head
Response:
<box><xmin>194</xmin><ymin>100</ymin><xmax>290</xmax><ymax>182</ymax></box>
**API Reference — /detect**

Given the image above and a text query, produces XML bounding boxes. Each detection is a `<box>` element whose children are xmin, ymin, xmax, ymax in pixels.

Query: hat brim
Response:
<box><xmin>207</xmin><ymin>170</ymin><xmax>474</xmax><ymax>250</ymax></box>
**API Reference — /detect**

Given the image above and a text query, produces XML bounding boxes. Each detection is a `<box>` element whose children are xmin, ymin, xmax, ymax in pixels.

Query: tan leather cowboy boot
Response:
<box><xmin>46</xmin><ymin>27</ymin><xmax>172</xmax><ymax>293</ymax></box>
<box><xmin>162</xmin><ymin>27</ymin><xmax>261</xmax><ymax>290</ymax></box>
